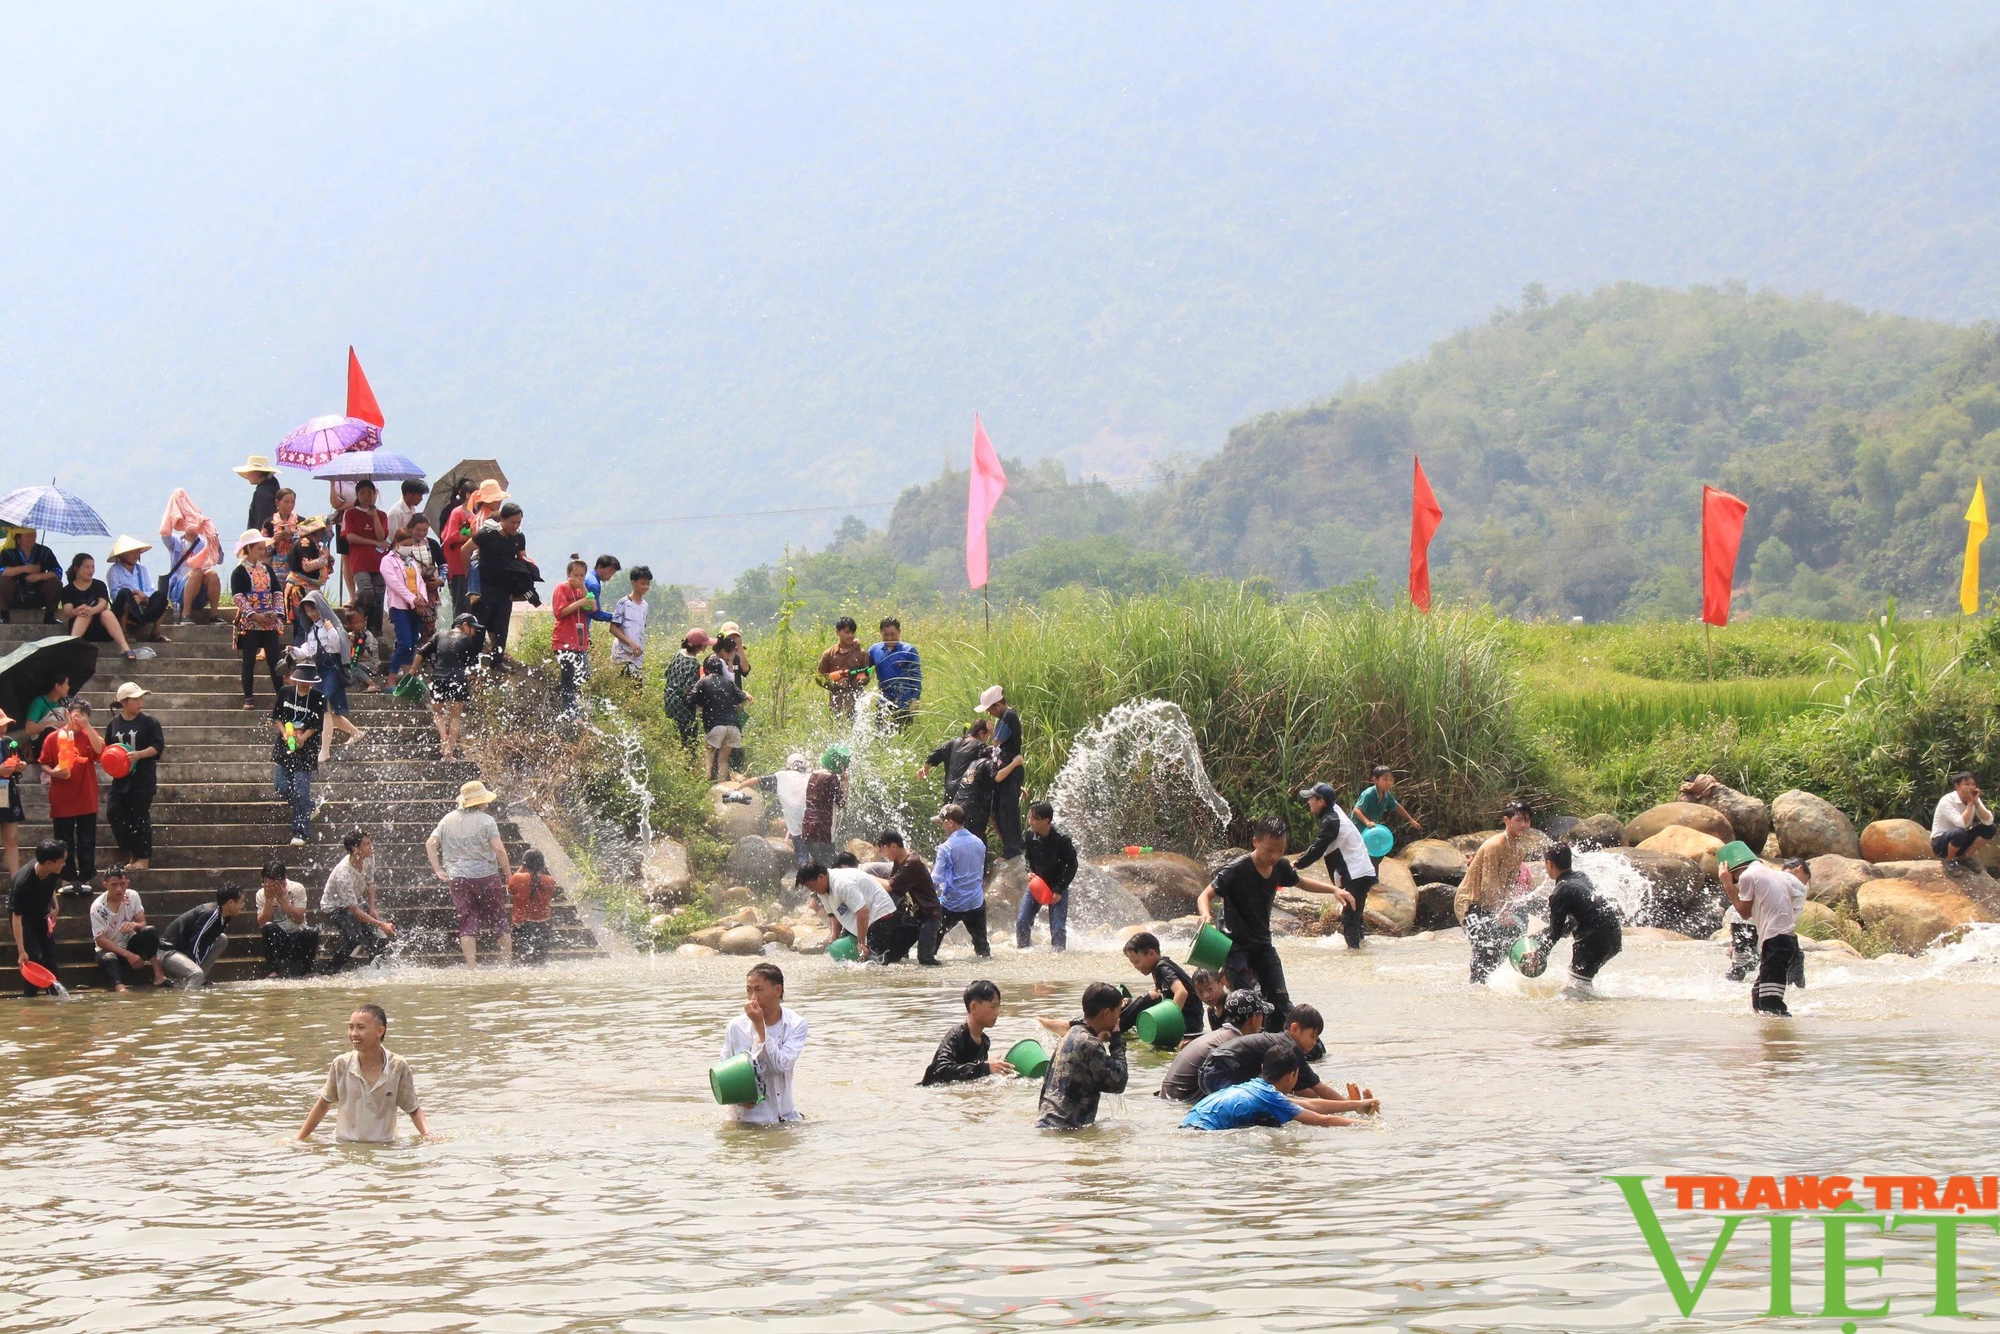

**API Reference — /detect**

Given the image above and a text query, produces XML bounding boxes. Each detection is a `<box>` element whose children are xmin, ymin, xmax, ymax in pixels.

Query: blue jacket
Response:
<box><xmin>869</xmin><ymin>640</ymin><xmax>922</xmax><ymax>705</ymax></box>
<box><xmin>931</xmin><ymin>827</ymin><xmax>987</xmax><ymax>913</ymax></box>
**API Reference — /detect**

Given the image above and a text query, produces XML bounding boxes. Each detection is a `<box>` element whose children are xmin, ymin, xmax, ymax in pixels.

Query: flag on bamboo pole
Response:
<box><xmin>965</xmin><ymin>414</ymin><xmax>1007</xmax><ymax>589</ymax></box>
<box><xmin>1962</xmin><ymin>477</ymin><xmax>1988</xmax><ymax>614</ymax></box>
<box><xmin>346</xmin><ymin>347</ymin><xmax>385</xmax><ymax>428</ymax></box>
<box><xmin>1409</xmin><ymin>455</ymin><xmax>1443</xmax><ymax>612</ymax></box>
<box><xmin>1700</xmin><ymin>485</ymin><xmax>1749</xmax><ymax>627</ymax></box>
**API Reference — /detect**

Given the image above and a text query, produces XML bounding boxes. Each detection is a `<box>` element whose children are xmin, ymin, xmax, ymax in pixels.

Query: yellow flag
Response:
<box><xmin>1963</xmin><ymin>478</ymin><xmax>1989</xmax><ymax>614</ymax></box>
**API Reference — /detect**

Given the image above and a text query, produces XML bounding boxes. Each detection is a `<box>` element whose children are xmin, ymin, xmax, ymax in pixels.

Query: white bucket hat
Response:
<box><xmin>977</xmin><ymin>684</ymin><xmax>1006</xmax><ymax>711</ymax></box>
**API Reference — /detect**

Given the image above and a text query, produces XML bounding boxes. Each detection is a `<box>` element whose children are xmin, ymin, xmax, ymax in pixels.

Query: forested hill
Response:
<box><xmin>720</xmin><ymin>285</ymin><xmax>2000</xmax><ymax>624</ymax></box>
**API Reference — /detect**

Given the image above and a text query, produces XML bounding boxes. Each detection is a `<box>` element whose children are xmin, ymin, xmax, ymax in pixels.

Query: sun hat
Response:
<box><xmin>297</xmin><ymin>514</ymin><xmax>330</xmax><ymax>535</ymax></box>
<box><xmin>287</xmin><ymin>660</ymin><xmax>322</xmax><ymax>685</ymax></box>
<box><xmin>457</xmin><ymin>779</ymin><xmax>499</xmax><ymax>808</ymax></box>
<box><xmin>109</xmin><ymin>535</ymin><xmax>151</xmax><ymax>559</ymax></box>
<box><xmin>1297</xmin><ymin>781</ymin><xmax>1337</xmax><ymax>805</ymax></box>
<box><xmin>232</xmin><ymin>454</ymin><xmax>277</xmax><ymax>478</ymax></box>
<box><xmin>977</xmin><ymin>684</ymin><xmax>1006</xmax><ymax>711</ymax></box>
<box><xmin>1716</xmin><ymin>840</ymin><xmax>1759</xmax><ymax>871</ymax></box>
<box><xmin>717</xmin><ymin>621</ymin><xmax>741</xmax><ymax>638</ymax></box>
<box><xmin>684</xmin><ymin>628</ymin><xmax>711</xmax><ymax>649</ymax></box>
<box><xmin>114</xmin><ymin>682</ymin><xmax>148</xmax><ymax>702</ymax></box>
<box><xmin>235</xmin><ymin>529</ymin><xmax>272</xmax><ymax>555</ymax></box>
<box><xmin>473</xmin><ymin>479</ymin><xmax>509</xmax><ymax>506</ymax></box>
<box><xmin>784</xmin><ymin>753</ymin><xmax>810</xmax><ymax>773</ymax></box>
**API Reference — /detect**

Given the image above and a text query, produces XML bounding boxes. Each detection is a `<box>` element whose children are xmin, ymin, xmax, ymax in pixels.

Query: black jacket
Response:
<box><xmin>1544</xmin><ymin>870</ymin><xmax>1622</xmax><ymax>952</ymax></box>
<box><xmin>921</xmin><ymin>1022</ymin><xmax>993</xmax><ymax>1085</ymax></box>
<box><xmin>1024</xmin><ymin>826</ymin><xmax>1078</xmax><ymax>897</ymax></box>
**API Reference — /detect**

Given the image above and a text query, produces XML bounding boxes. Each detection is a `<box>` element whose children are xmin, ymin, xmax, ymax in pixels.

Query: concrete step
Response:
<box><xmin>2</xmin><ymin>948</ymin><xmax>605</xmax><ymax>993</ymax></box>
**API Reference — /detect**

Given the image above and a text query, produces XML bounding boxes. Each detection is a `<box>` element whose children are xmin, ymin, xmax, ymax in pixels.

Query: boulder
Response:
<box><xmin>1543</xmin><ymin>815</ymin><xmax>1583</xmax><ymax>841</ymax></box>
<box><xmin>1095</xmin><ymin>852</ymin><xmax>1210</xmax><ymax>920</ymax></box>
<box><xmin>1796</xmin><ymin>900</ymin><xmax>1839</xmax><ymax>935</ymax></box>
<box><xmin>716</xmin><ymin>885</ymin><xmax>754</xmax><ymax>908</ymax></box>
<box><xmin>1803</xmin><ymin>936</ymin><xmax>1863</xmax><ymax>958</ymax></box>
<box><xmin>640</xmin><ymin>837</ymin><xmax>692</xmax><ymax>903</ymax></box>
<box><xmin>1064</xmin><ymin>865</ymin><xmax>1152</xmax><ymax>936</ymax></box>
<box><xmin>1415</xmin><ymin>882</ymin><xmax>1459</xmax><ymax>931</ymax></box>
<box><xmin>761</xmin><ymin>923</ymin><xmax>796</xmax><ymax>947</ymax></box>
<box><xmin>1569</xmin><ymin>813</ymin><xmax>1626</xmax><ymax>848</ymax></box>
<box><xmin>1637</xmin><ymin>826</ymin><xmax>1724</xmax><ymax>861</ymax></box>
<box><xmin>1450</xmin><ymin>830</ymin><xmax>1501</xmax><ymax>856</ymax></box>
<box><xmin>1679</xmin><ymin>777</ymin><xmax>1773</xmax><ymax>850</ymax></box>
<box><xmin>688</xmin><ymin>925</ymin><xmax>727</xmax><ymax>950</ymax></box>
<box><xmin>1866</xmin><ymin>860</ymin><xmax>2000</xmax><ymax>915</ymax></box>
<box><xmin>719</xmin><ymin>906</ymin><xmax>765</xmax><ymax>928</ymax></box>
<box><xmin>1860</xmin><ymin>819</ymin><xmax>1934</xmax><ymax>865</ymax></box>
<box><xmin>1363</xmin><ymin>858</ymin><xmax>1418</xmax><ymax>936</ymax></box>
<box><xmin>717</xmin><ymin>924</ymin><xmax>768</xmax><ymax>956</ymax></box>
<box><xmin>674</xmin><ymin>943</ymin><xmax>718</xmax><ymax>957</ymax></box>
<box><xmin>1609</xmin><ymin>848</ymin><xmax>1722</xmax><ymax>936</ymax></box>
<box><xmin>1204</xmin><ymin>848</ymin><xmax>1248</xmax><ymax>877</ymax></box>
<box><xmin>709</xmin><ymin>785</ymin><xmax>767</xmax><ymax>840</ymax></box>
<box><xmin>1624</xmin><ymin>802</ymin><xmax>1735</xmax><ymax>847</ymax></box>
<box><xmin>726</xmin><ymin>835</ymin><xmax>786</xmax><ymax>892</ymax></box>
<box><xmin>845</xmin><ymin>837</ymin><xmax>878</xmax><ymax>863</ymax></box>
<box><xmin>1401</xmin><ymin>839</ymin><xmax>1468</xmax><ymax>885</ymax></box>
<box><xmin>1856</xmin><ymin>878</ymin><xmax>1991</xmax><ymax>954</ymax></box>
<box><xmin>1771</xmin><ymin>790</ymin><xmax>1860</xmax><ymax>860</ymax></box>
<box><xmin>1804</xmin><ymin>855</ymin><xmax>1880</xmax><ymax>911</ymax></box>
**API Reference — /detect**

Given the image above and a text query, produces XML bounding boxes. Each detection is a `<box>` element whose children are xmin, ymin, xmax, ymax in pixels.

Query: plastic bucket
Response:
<box><xmin>828</xmin><ymin>934</ymin><xmax>860</xmax><ymax>962</ymax></box>
<box><xmin>98</xmin><ymin>744</ymin><xmax>131</xmax><ymax>779</ymax></box>
<box><xmin>1029</xmin><ymin>874</ymin><xmax>1054</xmax><ymax>906</ymax></box>
<box><xmin>1187</xmin><ymin>922</ymin><xmax>1233</xmax><ymax>971</ymax></box>
<box><xmin>1362</xmin><ymin>824</ymin><xmax>1394</xmax><ymax>858</ymax></box>
<box><xmin>1134</xmin><ymin>999</ymin><xmax>1186</xmax><ymax>1049</ymax></box>
<box><xmin>1510</xmin><ymin>935</ymin><xmax>1547</xmax><ymax>978</ymax></box>
<box><xmin>1006</xmin><ymin>1039</ymin><xmax>1050</xmax><ymax>1079</ymax></box>
<box><xmin>709</xmin><ymin>1052</ymin><xmax>762</xmax><ymax>1105</ymax></box>
<box><xmin>18</xmin><ymin>961</ymin><xmax>55</xmax><ymax>989</ymax></box>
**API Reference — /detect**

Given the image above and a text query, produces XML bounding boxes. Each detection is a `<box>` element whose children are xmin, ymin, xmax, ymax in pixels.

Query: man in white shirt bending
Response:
<box><xmin>719</xmin><ymin>962</ymin><xmax>809</xmax><ymax>1125</ymax></box>
<box><xmin>1718</xmin><ymin>842</ymin><xmax>1807</xmax><ymax>1017</ymax></box>
<box><xmin>1931</xmin><ymin>771</ymin><xmax>1996</xmax><ymax>863</ymax></box>
<box><xmin>798</xmin><ymin>861</ymin><xmax>901</xmax><ymax>962</ymax></box>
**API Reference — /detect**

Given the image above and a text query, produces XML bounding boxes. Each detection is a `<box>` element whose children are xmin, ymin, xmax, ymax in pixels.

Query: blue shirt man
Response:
<box><xmin>1181</xmin><ymin>1077</ymin><xmax>1301</xmax><ymax>1131</ymax></box>
<box><xmin>106</xmin><ymin>556</ymin><xmax>151</xmax><ymax>603</ymax></box>
<box><xmin>584</xmin><ymin>558</ymin><xmax>619</xmax><ymax>623</ymax></box>
<box><xmin>868</xmin><ymin>619</ymin><xmax>922</xmax><ymax>710</ymax></box>
<box><xmin>929</xmin><ymin>804</ymin><xmax>993</xmax><ymax>958</ymax></box>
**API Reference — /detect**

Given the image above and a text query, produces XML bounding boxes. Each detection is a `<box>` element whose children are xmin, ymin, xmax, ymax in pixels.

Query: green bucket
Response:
<box><xmin>709</xmin><ymin>1052</ymin><xmax>761</xmax><ymax>1106</ymax></box>
<box><xmin>1510</xmin><ymin>935</ymin><xmax>1547</xmax><ymax>978</ymax></box>
<box><xmin>1134</xmin><ymin>999</ymin><xmax>1186</xmax><ymax>1050</ymax></box>
<box><xmin>828</xmin><ymin>934</ymin><xmax>860</xmax><ymax>962</ymax></box>
<box><xmin>1187</xmin><ymin>922</ymin><xmax>1232</xmax><ymax>971</ymax></box>
<box><xmin>1006</xmin><ymin>1039</ymin><xmax>1050</xmax><ymax>1079</ymax></box>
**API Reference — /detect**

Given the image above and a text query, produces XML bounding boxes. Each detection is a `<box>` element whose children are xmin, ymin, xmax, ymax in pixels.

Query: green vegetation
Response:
<box><xmin>718</xmin><ymin>286</ymin><xmax>2000</xmax><ymax>629</ymax></box>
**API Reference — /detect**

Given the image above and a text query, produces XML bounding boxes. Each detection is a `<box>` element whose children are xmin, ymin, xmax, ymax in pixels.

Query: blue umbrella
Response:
<box><xmin>312</xmin><ymin>449</ymin><xmax>425</xmax><ymax>482</ymax></box>
<box><xmin>0</xmin><ymin>485</ymin><xmax>110</xmax><ymax>536</ymax></box>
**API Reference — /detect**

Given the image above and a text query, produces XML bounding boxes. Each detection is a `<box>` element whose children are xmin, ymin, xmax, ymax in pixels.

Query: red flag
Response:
<box><xmin>1410</xmin><ymin>455</ymin><xmax>1444</xmax><ymax>612</ymax></box>
<box><xmin>1701</xmin><ymin>485</ymin><xmax>1750</xmax><ymax>626</ymax></box>
<box><xmin>346</xmin><ymin>346</ymin><xmax>385</xmax><ymax>427</ymax></box>
<box><xmin>966</xmin><ymin>414</ymin><xmax>1008</xmax><ymax>589</ymax></box>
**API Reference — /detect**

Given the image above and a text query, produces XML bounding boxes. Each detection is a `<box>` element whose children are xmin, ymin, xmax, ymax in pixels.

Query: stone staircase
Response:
<box><xmin>0</xmin><ymin>619</ymin><xmax>600</xmax><ymax>990</ymax></box>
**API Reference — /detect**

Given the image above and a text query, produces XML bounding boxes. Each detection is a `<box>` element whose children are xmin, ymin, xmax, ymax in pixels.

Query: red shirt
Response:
<box><xmin>508</xmin><ymin>871</ymin><xmax>556</xmax><ymax>925</ymax></box>
<box><xmin>552</xmin><ymin>582</ymin><xmax>591</xmax><ymax>652</ymax></box>
<box><xmin>39</xmin><ymin>728</ymin><xmax>100</xmax><ymax>820</ymax></box>
<box><xmin>341</xmin><ymin>506</ymin><xmax>388</xmax><ymax>574</ymax></box>
<box><xmin>442</xmin><ymin>505</ymin><xmax>477</xmax><ymax>577</ymax></box>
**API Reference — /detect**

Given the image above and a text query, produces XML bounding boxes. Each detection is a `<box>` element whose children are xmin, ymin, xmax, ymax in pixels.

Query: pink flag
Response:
<box><xmin>966</xmin><ymin>414</ymin><xmax>1008</xmax><ymax>589</ymax></box>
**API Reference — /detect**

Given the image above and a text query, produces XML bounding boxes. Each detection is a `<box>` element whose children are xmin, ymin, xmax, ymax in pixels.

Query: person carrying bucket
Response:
<box><xmin>1457</xmin><ymin>800</ymin><xmax>1546</xmax><ymax>984</ymax></box>
<box><xmin>1016</xmin><ymin>801</ymin><xmax>1076</xmax><ymax>952</ymax></box>
<box><xmin>1533</xmin><ymin>841</ymin><xmax>1623</xmax><ymax>995</ymax></box>
<box><xmin>1353</xmin><ymin>766</ymin><xmax>1425</xmax><ymax>846</ymax></box>
<box><xmin>1291</xmin><ymin>782</ymin><xmax>1378</xmax><ymax>949</ymax></box>
<box><xmin>1197</xmin><ymin>817</ymin><xmax>1347</xmax><ymax>1016</ymax></box>
<box><xmin>921</xmin><ymin>979</ymin><xmax>1017</xmax><ymax>1084</ymax></box>
<box><xmin>717</xmin><ymin>962</ymin><xmax>809</xmax><ymax>1124</ymax></box>
<box><xmin>1717</xmin><ymin>842</ymin><xmax>1807</xmax><ymax>1018</ymax></box>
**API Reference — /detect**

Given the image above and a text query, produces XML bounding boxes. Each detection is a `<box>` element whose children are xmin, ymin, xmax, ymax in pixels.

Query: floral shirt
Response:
<box><xmin>1033</xmin><ymin>1021</ymin><xmax>1128</xmax><ymax>1131</ymax></box>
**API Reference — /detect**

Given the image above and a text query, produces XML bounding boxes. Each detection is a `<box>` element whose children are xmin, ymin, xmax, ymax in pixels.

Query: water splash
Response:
<box><xmin>1047</xmin><ymin>699</ymin><xmax>1231</xmax><ymax>858</ymax></box>
<box><xmin>1572</xmin><ymin>848</ymin><xmax>1648</xmax><ymax>921</ymax></box>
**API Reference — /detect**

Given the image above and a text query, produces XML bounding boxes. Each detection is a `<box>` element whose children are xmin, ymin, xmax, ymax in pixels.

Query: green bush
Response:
<box><xmin>1603</xmin><ymin>620</ymin><xmax>1830</xmax><ymax>681</ymax></box>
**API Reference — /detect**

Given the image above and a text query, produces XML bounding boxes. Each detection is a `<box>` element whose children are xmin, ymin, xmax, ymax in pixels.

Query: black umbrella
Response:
<box><xmin>0</xmin><ymin>636</ymin><xmax>98</xmax><ymax>730</ymax></box>
<box><xmin>428</xmin><ymin>458</ymin><xmax>508</xmax><ymax>531</ymax></box>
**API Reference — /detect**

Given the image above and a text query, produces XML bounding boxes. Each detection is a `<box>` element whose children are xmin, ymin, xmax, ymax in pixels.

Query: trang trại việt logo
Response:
<box><xmin>1609</xmin><ymin>1174</ymin><xmax>1999</xmax><ymax>1323</ymax></box>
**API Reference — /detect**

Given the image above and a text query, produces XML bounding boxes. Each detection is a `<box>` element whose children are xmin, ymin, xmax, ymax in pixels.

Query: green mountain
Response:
<box><xmin>720</xmin><ymin>284</ymin><xmax>2000</xmax><ymax>624</ymax></box>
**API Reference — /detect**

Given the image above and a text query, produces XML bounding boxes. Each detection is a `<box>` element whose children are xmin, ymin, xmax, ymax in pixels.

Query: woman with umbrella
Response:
<box><xmin>0</xmin><ymin>527</ymin><xmax>63</xmax><ymax>623</ymax></box>
<box><xmin>56</xmin><ymin>553</ymin><xmax>152</xmax><ymax>661</ymax></box>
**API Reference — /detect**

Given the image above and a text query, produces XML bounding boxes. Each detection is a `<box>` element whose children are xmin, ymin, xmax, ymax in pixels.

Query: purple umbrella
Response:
<box><xmin>312</xmin><ymin>450</ymin><xmax>426</xmax><ymax>482</ymax></box>
<box><xmin>276</xmin><ymin>415</ymin><xmax>381</xmax><ymax>471</ymax></box>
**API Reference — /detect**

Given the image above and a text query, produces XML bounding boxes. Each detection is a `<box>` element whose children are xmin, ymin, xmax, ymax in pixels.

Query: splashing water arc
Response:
<box><xmin>1047</xmin><ymin>698</ymin><xmax>1231</xmax><ymax>857</ymax></box>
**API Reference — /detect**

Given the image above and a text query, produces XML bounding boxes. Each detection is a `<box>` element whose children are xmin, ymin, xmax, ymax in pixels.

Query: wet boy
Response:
<box><xmin>298</xmin><ymin>1003</ymin><xmax>430</xmax><ymax>1143</ymax></box>
<box><xmin>922</xmin><ymin>979</ymin><xmax>1017</xmax><ymax>1084</ymax></box>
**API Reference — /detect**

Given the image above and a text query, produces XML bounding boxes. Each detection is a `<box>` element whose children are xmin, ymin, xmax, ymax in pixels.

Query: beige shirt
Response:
<box><xmin>1455</xmin><ymin>829</ymin><xmax>1547</xmax><ymax>919</ymax></box>
<box><xmin>321</xmin><ymin>1048</ymin><xmax>422</xmax><ymax>1143</ymax></box>
<box><xmin>258</xmin><ymin>879</ymin><xmax>310</xmax><ymax>933</ymax></box>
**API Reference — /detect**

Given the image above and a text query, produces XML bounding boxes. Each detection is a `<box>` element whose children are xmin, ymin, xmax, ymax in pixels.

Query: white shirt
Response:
<box><xmin>816</xmin><ymin>868</ymin><xmax>897</xmax><ymax>936</ymax></box>
<box><xmin>322</xmin><ymin>856</ymin><xmax>374</xmax><ymax>911</ymax></box>
<box><xmin>720</xmin><ymin>1005</ymin><xmax>809</xmax><ymax>1125</ymax></box>
<box><xmin>320</xmin><ymin>1048</ymin><xmax>422</xmax><ymax>1143</ymax></box>
<box><xmin>431</xmin><ymin>808</ymin><xmax>502</xmax><ymax>879</ymax></box>
<box><xmin>772</xmin><ymin>770</ymin><xmax>808</xmax><ymax>837</ymax></box>
<box><xmin>609</xmin><ymin>595</ymin><xmax>648</xmax><ymax>664</ymax></box>
<box><xmin>1330</xmin><ymin>802</ymin><xmax>1376</xmax><ymax>879</ymax></box>
<box><xmin>1738</xmin><ymin>863</ymin><xmax>1806</xmax><ymax>940</ymax></box>
<box><xmin>259</xmin><ymin>879</ymin><xmax>310</xmax><ymax>933</ymax></box>
<box><xmin>385</xmin><ymin>501</ymin><xmax>420</xmax><ymax>544</ymax></box>
<box><xmin>1932</xmin><ymin>790</ymin><xmax>1994</xmax><ymax>838</ymax></box>
<box><xmin>88</xmin><ymin>890</ymin><xmax>143</xmax><ymax>946</ymax></box>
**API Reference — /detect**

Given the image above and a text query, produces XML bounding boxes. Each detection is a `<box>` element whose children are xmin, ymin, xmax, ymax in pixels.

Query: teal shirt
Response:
<box><xmin>1355</xmin><ymin>785</ymin><xmax>1399</xmax><ymax>822</ymax></box>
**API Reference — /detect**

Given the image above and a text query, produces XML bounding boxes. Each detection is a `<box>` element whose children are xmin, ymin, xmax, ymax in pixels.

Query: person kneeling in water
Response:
<box><xmin>1535</xmin><ymin>841</ymin><xmax>1622</xmax><ymax>994</ymax></box>
<box><xmin>921</xmin><ymin>979</ymin><xmax>1016</xmax><ymax>1084</ymax></box>
<box><xmin>1182</xmin><ymin>1042</ymin><xmax>1365</xmax><ymax>1131</ymax></box>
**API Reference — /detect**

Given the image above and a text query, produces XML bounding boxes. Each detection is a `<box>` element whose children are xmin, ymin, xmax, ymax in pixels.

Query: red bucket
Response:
<box><xmin>1029</xmin><ymin>875</ymin><xmax>1054</xmax><ymax>906</ymax></box>
<box><xmin>99</xmin><ymin>744</ymin><xmax>131</xmax><ymax>779</ymax></box>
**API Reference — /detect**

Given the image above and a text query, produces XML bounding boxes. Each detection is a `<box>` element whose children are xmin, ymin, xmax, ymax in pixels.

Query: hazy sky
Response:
<box><xmin>3</xmin><ymin>4</ymin><xmax>1996</xmax><ymax>582</ymax></box>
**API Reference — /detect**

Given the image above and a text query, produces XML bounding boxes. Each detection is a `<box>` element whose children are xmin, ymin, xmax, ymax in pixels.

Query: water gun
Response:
<box><xmin>52</xmin><ymin>729</ymin><xmax>84</xmax><ymax>781</ymax></box>
<box><xmin>1122</xmin><ymin>845</ymin><xmax>1155</xmax><ymax>856</ymax></box>
<box><xmin>283</xmin><ymin>722</ymin><xmax>300</xmax><ymax>753</ymax></box>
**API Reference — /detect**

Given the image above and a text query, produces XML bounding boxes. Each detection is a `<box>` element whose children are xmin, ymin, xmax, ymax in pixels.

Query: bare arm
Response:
<box><xmin>409</xmin><ymin>1108</ymin><xmax>431</xmax><ymax>1137</ymax></box>
<box><xmin>1196</xmin><ymin>883</ymin><xmax>1218</xmax><ymax>925</ymax></box>
<box><xmin>489</xmin><ymin>835</ymin><xmax>511</xmax><ymax>878</ymax></box>
<box><xmin>1291</xmin><ymin>1108</ymin><xmax>1363</xmax><ymax>1127</ymax></box>
<box><xmin>297</xmin><ymin>1097</ymin><xmax>333</xmax><ymax>1140</ymax></box>
<box><xmin>427</xmin><ymin>833</ymin><xmax>446</xmax><ymax>882</ymax></box>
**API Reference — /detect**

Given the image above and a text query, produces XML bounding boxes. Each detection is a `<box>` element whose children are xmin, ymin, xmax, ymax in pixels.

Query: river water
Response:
<box><xmin>5</xmin><ymin>928</ymin><xmax>2000</xmax><ymax>1332</ymax></box>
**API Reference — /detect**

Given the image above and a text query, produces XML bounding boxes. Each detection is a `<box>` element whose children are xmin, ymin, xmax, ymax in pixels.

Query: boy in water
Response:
<box><xmin>1458</xmin><ymin>799</ymin><xmax>1545</xmax><ymax>983</ymax></box>
<box><xmin>1292</xmin><ymin>782</ymin><xmax>1376</xmax><ymax>949</ymax></box>
<box><xmin>1192</xmin><ymin>968</ymin><xmax>1229</xmax><ymax>1031</ymax></box>
<box><xmin>1198</xmin><ymin>816</ymin><xmax>1347</xmax><ymax>1015</ymax></box>
<box><xmin>720</xmin><ymin>962</ymin><xmax>809</xmax><ymax>1124</ymax></box>
<box><xmin>1181</xmin><ymin>1043</ymin><xmax>1366</xmax><ymax>1131</ymax></box>
<box><xmin>1118</xmin><ymin>931</ymin><xmax>1203</xmax><ymax>1042</ymax></box>
<box><xmin>1033</xmin><ymin>982</ymin><xmax>1128</xmax><ymax>1131</ymax></box>
<box><xmin>1353</xmin><ymin>765</ymin><xmax>1424</xmax><ymax>841</ymax></box>
<box><xmin>1533</xmin><ymin>841</ymin><xmax>1622</xmax><ymax>994</ymax></box>
<box><xmin>1718</xmin><ymin>842</ymin><xmax>1807</xmax><ymax>1017</ymax></box>
<box><xmin>1159</xmin><ymin>988</ymin><xmax>1270</xmax><ymax>1102</ymax></box>
<box><xmin>921</xmin><ymin>979</ymin><xmax>1017</xmax><ymax>1084</ymax></box>
<box><xmin>297</xmin><ymin>1004</ymin><xmax>430</xmax><ymax>1143</ymax></box>
<box><xmin>1198</xmin><ymin>1003</ymin><xmax>1377</xmax><ymax>1114</ymax></box>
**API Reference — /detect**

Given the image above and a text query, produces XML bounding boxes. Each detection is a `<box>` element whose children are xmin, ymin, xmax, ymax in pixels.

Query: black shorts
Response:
<box><xmin>1932</xmin><ymin>825</ymin><xmax>1995</xmax><ymax>856</ymax></box>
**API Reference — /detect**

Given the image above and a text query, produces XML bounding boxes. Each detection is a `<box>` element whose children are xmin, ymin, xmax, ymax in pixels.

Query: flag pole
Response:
<box><xmin>1705</xmin><ymin>622</ymin><xmax>1713</xmax><ymax>681</ymax></box>
<box><xmin>983</xmin><ymin>586</ymin><xmax>991</xmax><ymax>639</ymax></box>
